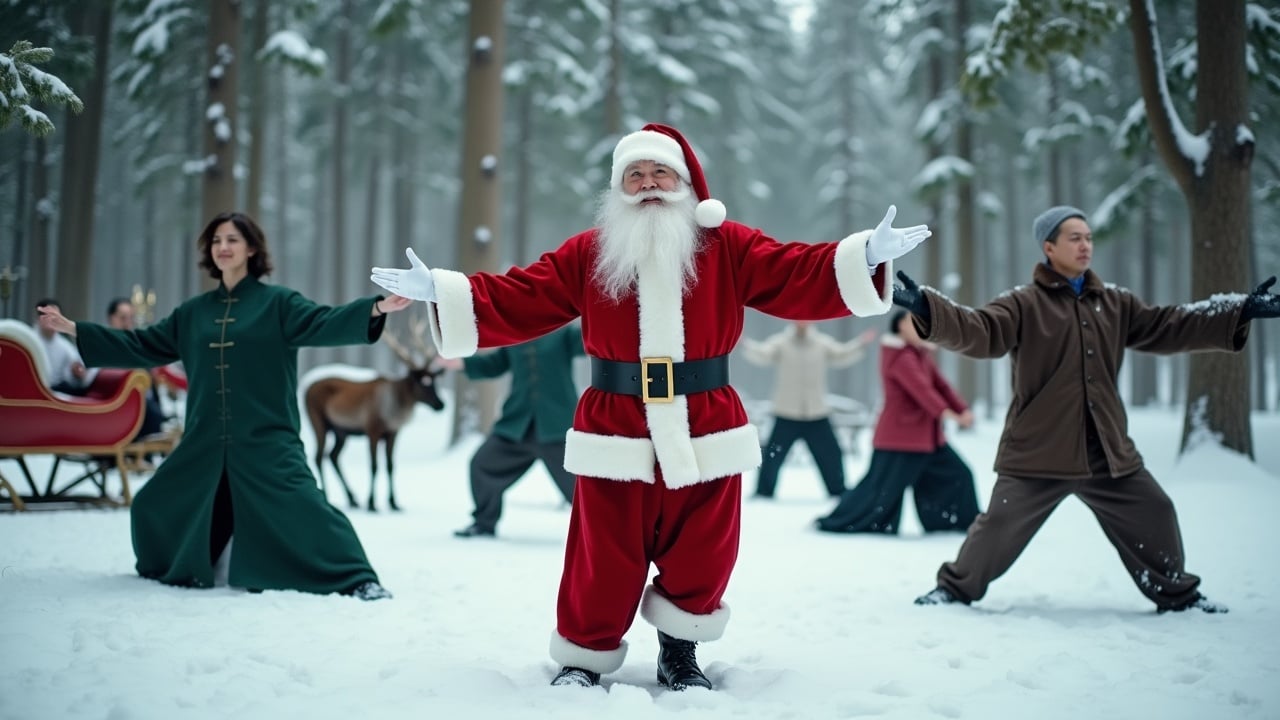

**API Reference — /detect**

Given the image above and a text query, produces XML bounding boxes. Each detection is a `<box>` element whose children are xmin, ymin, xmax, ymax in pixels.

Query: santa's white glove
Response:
<box><xmin>864</xmin><ymin>205</ymin><xmax>932</xmax><ymax>269</ymax></box>
<box><xmin>370</xmin><ymin>248</ymin><xmax>436</xmax><ymax>302</ymax></box>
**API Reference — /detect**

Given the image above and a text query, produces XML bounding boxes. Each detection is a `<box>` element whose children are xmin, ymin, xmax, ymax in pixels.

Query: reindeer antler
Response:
<box><xmin>408</xmin><ymin>314</ymin><xmax>437</xmax><ymax>363</ymax></box>
<box><xmin>382</xmin><ymin>328</ymin><xmax>418</xmax><ymax>368</ymax></box>
<box><xmin>383</xmin><ymin>309</ymin><xmax>439</xmax><ymax>370</ymax></box>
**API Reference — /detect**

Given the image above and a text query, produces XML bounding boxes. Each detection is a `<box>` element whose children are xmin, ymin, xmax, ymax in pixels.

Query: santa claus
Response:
<box><xmin>371</xmin><ymin>123</ymin><xmax>929</xmax><ymax>690</ymax></box>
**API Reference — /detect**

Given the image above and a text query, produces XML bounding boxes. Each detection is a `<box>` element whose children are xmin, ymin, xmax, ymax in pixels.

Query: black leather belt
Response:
<box><xmin>590</xmin><ymin>355</ymin><xmax>730</xmax><ymax>403</ymax></box>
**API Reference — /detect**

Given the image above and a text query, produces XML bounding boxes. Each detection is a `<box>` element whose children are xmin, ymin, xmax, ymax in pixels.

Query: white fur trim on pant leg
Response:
<box><xmin>563</xmin><ymin>429</ymin><xmax>655</xmax><ymax>482</ymax></box>
<box><xmin>425</xmin><ymin>269</ymin><xmax>479</xmax><ymax>358</ymax></box>
<box><xmin>640</xmin><ymin>586</ymin><xmax>730</xmax><ymax>642</ymax></box>
<box><xmin>660</xmin><ymin>424</ymin><xmax>762</xmax><ymax>490</ymax></box>
<box><xmin>549</xmin><ymin>631</ymin><xmax>628</xmax><ymax>674</ymax></box>
<box><xmin>834</xmin><ymin>230</ymin><xmax>892</xmax><ymax>317</ymax></box>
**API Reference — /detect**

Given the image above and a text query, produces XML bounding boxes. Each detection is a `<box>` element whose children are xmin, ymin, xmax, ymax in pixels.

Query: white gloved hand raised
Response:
<box><xmin>864</xmin><ymin>205</ymin><xmax>932</xmax><ymax>268</ymax></box>
<box><xmin>371</xmin><ymin>248</ymin><xmax>437</xmax><ymax>302</ymax></box>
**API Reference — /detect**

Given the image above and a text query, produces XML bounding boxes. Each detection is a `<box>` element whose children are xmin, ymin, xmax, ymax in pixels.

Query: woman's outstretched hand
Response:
<box><xmin>37</xmin><ymin>305</ymin><xmax>76</xmax><ymax>337</ymax></box>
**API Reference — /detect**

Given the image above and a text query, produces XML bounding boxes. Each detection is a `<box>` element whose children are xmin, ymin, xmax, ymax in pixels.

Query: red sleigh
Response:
<box><xmin>0</xmin><ymin>319</ymin><xmax>151</xmax><ymax>509</ymax></box>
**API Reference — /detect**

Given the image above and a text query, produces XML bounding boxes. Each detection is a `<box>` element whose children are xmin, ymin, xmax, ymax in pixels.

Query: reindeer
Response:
<box><xmin>304</xmin><ymin>317</ymin><xmax>445</xmax><ymax>511</ymax></box>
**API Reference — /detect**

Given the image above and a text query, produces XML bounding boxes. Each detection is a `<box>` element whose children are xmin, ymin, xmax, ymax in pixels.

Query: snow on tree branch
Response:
<box><xmin>962</xmin><ymin>0</ymin><xmax>1120</xmax><ymax>108</ymax></box>
<box><xmin>259</xmin><ymin>30</ymin><xmax>328</xmax><ymax>76</ymax></box>
<box><xmin>0</xmin><ymin>40</ymin><xmax>84</xmax><ymax>136</ymax></box>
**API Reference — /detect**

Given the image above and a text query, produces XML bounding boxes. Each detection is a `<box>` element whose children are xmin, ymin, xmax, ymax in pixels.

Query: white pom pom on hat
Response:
<box><xmin>610</xmin><ymin>123</ymin><xmax>726</xmax><ymax>228</ymax></box>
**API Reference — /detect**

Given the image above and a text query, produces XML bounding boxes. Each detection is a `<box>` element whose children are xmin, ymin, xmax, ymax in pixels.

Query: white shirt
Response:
<box><xmin>740</xmin><ymin>325</ymin><xmax>869</xmax><ymax>420</ymax></box>
<box><xmin>36</xmin><ymin>330</ymin><xmax>99</xmax><ymax>390</ymax></box>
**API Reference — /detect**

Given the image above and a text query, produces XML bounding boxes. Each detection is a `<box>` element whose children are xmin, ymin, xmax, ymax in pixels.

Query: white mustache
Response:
<box><xmin>620</xmin><ymin>185</ymin><xmax>692</xmax><ymax>206</ymax></box>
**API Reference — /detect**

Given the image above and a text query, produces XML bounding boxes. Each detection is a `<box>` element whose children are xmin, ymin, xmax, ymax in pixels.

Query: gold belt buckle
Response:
<box><xmin>640</xmin><ymin>356</ymin><xmax>675</xmax><ymax>404</ymax></box>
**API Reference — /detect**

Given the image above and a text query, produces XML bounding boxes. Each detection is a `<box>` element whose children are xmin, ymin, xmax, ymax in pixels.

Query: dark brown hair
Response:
<box><xmin>197</xmin><ymin>211</ymin><xmax>274</xmax><ymax>279</ymax></box>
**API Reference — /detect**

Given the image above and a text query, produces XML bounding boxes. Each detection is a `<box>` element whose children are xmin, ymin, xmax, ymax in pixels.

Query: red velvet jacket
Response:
<box><xmin>871</xmin><ymin>335</ymin><xmax>967</xmax><ymax>453</ymax></box>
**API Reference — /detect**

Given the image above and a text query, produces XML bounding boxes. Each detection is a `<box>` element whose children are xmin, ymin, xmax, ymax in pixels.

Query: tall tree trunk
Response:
<box><xmin>245</xmin><ymin>0</ymin><xmax>270</xmax><ymax>222</ymax></box>
<box><xmin>274</xmin><ymin>62</ymin><xmax>290</xmax><ymax>287</ymax></box>
<box><xmin>329</xmin><ymin>0</ymin><xmax>353</xmax><ymax>363</ymax></box>
<box><xmin>55</xmin><ymin>0</ymin><xmax>113</xmax><ymax>319</ymax></box>
<box><xmin>26</xmin><ymin>136</ymin><xmax>50</xmax><ymax>314</ymax></box>
<box><xmin>604</xmin><ymin>0</ymin><xmax>622</xmax><ymax>137</ymax></box>
<box><xmin>954</xmin><ymin>0</ymin><xmax>980</xmax><ymax>406</ymax></box>
<box><xmin>1047</xmin><ymin>70</ymin><xmax>1063</xmax><ymax>202</ymax></box>
<box><xmin>391</xmin><ymin>41</ymin><xmax>413</xmax><ymax>310</ymax></box>
<box><xmin>1128</xmin><ymin>0</ymin><xmax>1253</xmax><ymax>456</ymax></box>
<box><xmin>834</xmin><ymin>3</ymin><xmax>859</xmax><ymax>397</ymax></box>
<box><xmin>924</xmin><ymin>6</ymin><xmax>946</xmax><ymax>285</ymax></box>
<box><xmin>1132</xmin><ymin>158</ymin><xmax>1159</xmax><ymax>405</ymax></box>
<box><xmin>200</xmin><ymin>0</ymin><xmax>241</xmax><ymax>284</ymax></box>
<box><xmin>451</xmin><ymin>0</ymin><xmax>507</xmax><ymax>442</ymax></box>
<box><xmin>7</xmin><ymin>133</ymin><xmax>28</xmax><ymax>318</ymax></box>
<box><xmin>512</xmin><ymin>12</ymin><xmax>533</xmax><ymax>266</ymax></box>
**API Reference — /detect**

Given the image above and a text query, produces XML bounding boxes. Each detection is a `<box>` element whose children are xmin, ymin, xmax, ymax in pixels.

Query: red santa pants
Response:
<box><xmin>551</xmin><ymin>472</ymin><xmax>740</xmax><ymax>672</ymax></box>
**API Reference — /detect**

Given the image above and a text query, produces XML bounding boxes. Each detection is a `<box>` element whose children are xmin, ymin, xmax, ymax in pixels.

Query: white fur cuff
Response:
<box><xmin>424</xmin><ymin>269</ymin><xmax>479</xmax><ymax>358</ymax></box>
<box><xmin>639</xmin><ymin>586</ymin><xmax>730</xmax><ymax>642</ymax></box>
<box><xmin>549</xmin><ymin>632</ymin><xmax>628</xmax><ymax>674</ymax></box>
<box><xmin>834</xmin><ymin>230</ymin><xmax>892</xmax><ymax>317</ymax></box>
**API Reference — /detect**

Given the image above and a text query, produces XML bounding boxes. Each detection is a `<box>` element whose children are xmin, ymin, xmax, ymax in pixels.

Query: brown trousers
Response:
<box><xmin>937</xmin><ymin>433</ymin><xmax>1201</xmax><ymax>610</ymax></box>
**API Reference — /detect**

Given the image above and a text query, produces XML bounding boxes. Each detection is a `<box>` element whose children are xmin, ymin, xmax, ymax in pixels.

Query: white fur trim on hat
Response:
<box><xmin>549</xmin><ymin>632</ymin><xmax>628</xmax><ymax>674</ymax></box>
<box><xmin>639</xmin><ymin>586</ymin><xmax>730</xmax><ymax>642</ymax></box>
<box><xmin>694</xmin><ymin>199</ymin><xmax>726</xmax><ymax>229</ymax></box>
<box><xmin>611</xmin><ymin>130</ymin><xmax>690</xmax><ymax>188</ymax></box>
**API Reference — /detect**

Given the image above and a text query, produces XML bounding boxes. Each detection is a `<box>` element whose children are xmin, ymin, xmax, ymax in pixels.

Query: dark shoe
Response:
<box><xmin>1159</xmin><ymin>593</ymin><xmax>1228</xmax><ymax>614</ymax></box>
<box><xmin>453</xmin><ymin>523</ymin><xmax>496</xmax><ymax>538</ymax></box>
<box><xmin>349</xmin><ymin>581</ymin><xmax>393</xmax><ymax>601</ymax></box>
<box><xmin>550</xmin><ymin>666</ymin><xmax>600</xmax><ymax>687</ymax></box>
<box><xmin>914</xmin><ymin>586</ymin><xmax>965</xmax><ymax>606</ymax></box>
<box><xmin>656</xmin><ymin>630</ymin><xmax>712</xmax><ymax>691</ymax></box>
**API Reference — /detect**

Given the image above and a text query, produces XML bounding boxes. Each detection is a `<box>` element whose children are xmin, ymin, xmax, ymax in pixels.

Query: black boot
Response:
<box><xmin>550</xmin><ymin>666</ymin><xmax>600</xmax><ymax>687</ymax></box>
<box><xmin>349</xmin><ymin>581</ymin><xmax>393</xmax><ymax>601</ymax></box>
<box><xmin>1158</xmin><ymin>593</ymin><xmax>1229</xmax><ymax>614</ymax></box>
<box><xmin>453</xmin><ymin>523</ymin><xmax>496</xmax><ymax>538</ymax></box>
<box><xmin>656</xmin><ymin>630</ymin><xmax>712</xmax><ymax>691</ymax></box>
<box><xmin>914</xmin><ymin>586</ymin><xmax>965</xmax><ymax>606</ymax></box>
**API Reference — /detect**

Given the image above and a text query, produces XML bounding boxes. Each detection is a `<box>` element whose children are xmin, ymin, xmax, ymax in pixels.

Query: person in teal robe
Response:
<box><xmin>38</xmin><ymin>212</ymin><xmax>411</xmax><ymax>600</ymax></box>
<box><xmin>447</xmin><ymin>323</ymin><xmax>584</xmax><ymax>537</ymax></box>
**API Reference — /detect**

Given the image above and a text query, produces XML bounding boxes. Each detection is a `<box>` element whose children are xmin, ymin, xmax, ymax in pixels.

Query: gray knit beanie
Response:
<box><xmin>1033</xmin><ymin>205</ymin><xmax>1087</xmax><ymax>244</ymax></box>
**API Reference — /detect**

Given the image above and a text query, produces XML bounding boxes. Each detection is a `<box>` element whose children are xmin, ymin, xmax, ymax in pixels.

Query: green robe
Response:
<box><xmin>77</xmin><ymin>276</ymin><xmax>384</xmax><ymax>594</ymax></box>
<box><xmin>463</xmin><ymin>324</ymin><xmax>584</xmax><ymax>443</ymax></box>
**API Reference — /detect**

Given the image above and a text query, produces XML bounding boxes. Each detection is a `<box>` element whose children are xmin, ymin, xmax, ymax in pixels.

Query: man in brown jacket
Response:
<box><xmin>893</xmin><ymin>205</ymin><xmax>1280</xmax><ymax>614</ymax></box>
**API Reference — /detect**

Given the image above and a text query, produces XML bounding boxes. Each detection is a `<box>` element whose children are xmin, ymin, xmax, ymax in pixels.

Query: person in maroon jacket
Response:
<box><xmin>816</xmin><ymin>310</ymin><xmax>979</xmax><ymax>534</ymax></box>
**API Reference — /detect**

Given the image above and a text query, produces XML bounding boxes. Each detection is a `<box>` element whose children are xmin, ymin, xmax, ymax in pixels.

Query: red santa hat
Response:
<box><xmin>610</xmin><ymin>123</ymin><xmax>727</xmax><ymax>229</ymax></box>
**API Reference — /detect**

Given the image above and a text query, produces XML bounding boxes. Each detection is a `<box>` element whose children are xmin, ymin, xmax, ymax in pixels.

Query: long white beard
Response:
<box><xmin>592</xmin><ymin>186</ymin><xmax>701</xmax><ymax>302</ymax></box>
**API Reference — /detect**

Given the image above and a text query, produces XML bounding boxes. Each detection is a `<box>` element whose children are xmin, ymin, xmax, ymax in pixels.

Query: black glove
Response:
<box><xmin>893</xmin><ymin>270</ymin><xmax>931</xmax><ymax>323</ymax></box>
<box><xmin>1241</xmin><ymin>276</ymin><xmax>1280</xmax><ymax>321</ymax></box>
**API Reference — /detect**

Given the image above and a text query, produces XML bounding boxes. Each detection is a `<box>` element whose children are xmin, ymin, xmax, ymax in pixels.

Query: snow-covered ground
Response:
<box><xmin>2</xmin><ymin>400</ymin><xmax>1278</xmax><ymax>720</ymax></box>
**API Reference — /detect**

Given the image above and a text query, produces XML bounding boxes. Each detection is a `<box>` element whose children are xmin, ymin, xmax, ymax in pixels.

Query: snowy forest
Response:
<box><xmin>1</xmin><ymin>0</ymin><xmax>1279</xmax><ymax>453</ymax></box>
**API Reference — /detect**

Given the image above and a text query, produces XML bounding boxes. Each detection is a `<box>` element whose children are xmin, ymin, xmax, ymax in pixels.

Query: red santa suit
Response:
<box><xmin>424</xmin><ymin>124</ymin><xmax>894</xmax><ymax>675</ymax></box>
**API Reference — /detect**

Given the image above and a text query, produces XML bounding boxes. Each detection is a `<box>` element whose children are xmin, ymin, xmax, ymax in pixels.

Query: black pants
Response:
<box><xmin>754</xmin><ymin>417</ymin><xmax>846</xmax><ymax>498</ymax></box>
<box><xmin>469</xmin><ymin>428</ymin><xmax>575</xmax><ymax>532</ymax></box>
<box><xmin>816</xmin><ymin>445</ymin><xmax>979</xmax><ymax>533</ymax></box>
<box><xmin>137</xmin><ymin>392</ymin><xmax>165</xmax><ymax>438</ymax></box>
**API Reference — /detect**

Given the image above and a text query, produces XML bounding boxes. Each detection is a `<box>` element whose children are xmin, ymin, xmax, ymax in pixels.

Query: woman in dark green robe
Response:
<box><xmin>38</xmin><ymin>212</ymin><xmax>411</xmax><ymax>599</ymax></box>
